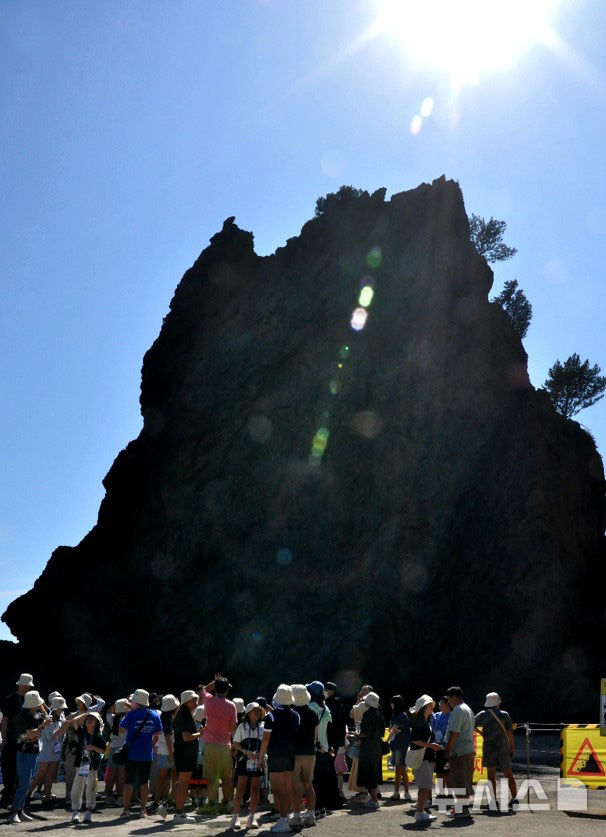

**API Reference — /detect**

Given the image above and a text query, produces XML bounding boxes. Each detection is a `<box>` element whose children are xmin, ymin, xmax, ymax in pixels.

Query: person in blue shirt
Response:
<box><xmin>431</xmin><ymin>697</ymin><xmax>451</xmax><ymax>795</ymax></box>
<box><xmin>388</xmin><ymin>695</ymin><xmax>411</xmax><ymax>801</ymax></box>
<box><xmin>119</xmin><ymin>689</ymin><xmax>162</xmax><ymax>818</ymax></box>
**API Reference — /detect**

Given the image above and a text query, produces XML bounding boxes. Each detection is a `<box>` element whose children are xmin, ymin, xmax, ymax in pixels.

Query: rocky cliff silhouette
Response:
<box><xmin>3</xmin><ymin>177</ymin><xmax>604</xmax><ymax>719</ymax></box>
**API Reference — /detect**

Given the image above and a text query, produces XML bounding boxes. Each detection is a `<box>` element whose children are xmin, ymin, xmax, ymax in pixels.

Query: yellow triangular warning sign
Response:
<box><xmin>567</xmin><ymin>737</ymin><xmax>606</xmax><ymax>777</ymax></box>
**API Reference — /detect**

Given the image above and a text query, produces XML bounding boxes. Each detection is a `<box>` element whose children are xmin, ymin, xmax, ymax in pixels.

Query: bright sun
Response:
<box><xmin>375</xmin><ymin>0</ymin><xmax>562</xmax><ymax>87</ymax></box>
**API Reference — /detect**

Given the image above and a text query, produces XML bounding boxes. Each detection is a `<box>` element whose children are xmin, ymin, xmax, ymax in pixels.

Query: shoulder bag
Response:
<box><xmin>112</xmin><ymin>710</ymin><xmax>150</xmax><ymax>766</ymax></box>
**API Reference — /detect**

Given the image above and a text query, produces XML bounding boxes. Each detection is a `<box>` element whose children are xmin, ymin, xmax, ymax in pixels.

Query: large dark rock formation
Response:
<box><xmin>3</xmin><ymin>178</ymin><xmax>604</xmax><ymax>719</ymax></box>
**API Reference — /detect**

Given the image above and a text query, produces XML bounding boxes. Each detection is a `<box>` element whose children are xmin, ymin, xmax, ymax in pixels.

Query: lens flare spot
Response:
<box><xmin>329</xmin><ymin>380</ymin><xmax>340</xmax><ymax>395</ymax></box>
<box><xmin>366</xmin><ymin>247</ymin><xmax>382</xmax><ymax>269</ymax></box>
<box><xmin>420</xmin><ymin>97</ymin><xmax>434</xmax><ymax>117</ymax></box>
<box><xmin>339</xmin><ymin>345</ymin><xmax>350</xmax><ymax>360</ymax></box>
<box><xmin>410</xmin><ymin>114</ymin><xmax>423</xmax><ymax>135</ymax></box>
<box><xmin>351</xmin><ymin>410</ymin><xmax>383</xmax><ymax>439</ymax></box>
<box><xmin>350</xmin><ymin>307</ymin><xmax>368</xmax><ymax>331</ymax></box>
<box><xmin>358</xmin><ymin>285</ymin><xmax>375</xmax><ymax>307</ymax></box>
<box><xmin>276</xmin><ymin>547</ymin><xmax>293</xmax><ymax>566</ymax></box>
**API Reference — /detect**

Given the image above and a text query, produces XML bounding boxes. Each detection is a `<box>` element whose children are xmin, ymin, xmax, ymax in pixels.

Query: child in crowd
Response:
<box><xmin>388</xmin><ymin>695</ymin><xmax>412</xmax><ymax>802</ymax></box>
<box><xmin>69</xmin><ymin>712</ymin><xmax>106</xmax><ymax>823</ymax></box>
<box><xmin>155</xmin><ymin>694</ymin><xmax>179</xmax><ymax>818</ymax></box>
<box><xmin>231</xmin><ymin>702</ymin><xmax>265</xmax><ymax>830</ymax></box>
<box><xmin>27</xmin><ymin>695</ymin><xmax>67</xmax><ymax>806</ymax></box>
<box><xmin>105</xmin><ymin>698</ymin><xmax>130</xmax><ymax>806</ymax></box>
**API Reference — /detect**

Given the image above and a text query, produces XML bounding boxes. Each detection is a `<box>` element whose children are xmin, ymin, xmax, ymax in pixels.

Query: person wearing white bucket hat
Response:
<box><xmin>27</xmin><ymin>696</ymin><xmax>68</xmax><ymax>806</ymax></box>
<box><xmin>154</xmin><ymin>695</ymin><xmax>180</xmax><ymax>819</ymax></box>
<box><xmin>1</xmin><ymin>673</ymin><xmax>36</xmax><ymax>809</ymax></box>
<box><xmin>231</xmin><ymin>701</ymin><xmax>266</xmax><ymax>829</ymax></box>
<box><xmin>475</xmin><ymin>693</ymin><xmax>517</xmax><ymax>808</ymax></box>
<box><xmin>105</xmin><ymin>699</ymin><xmax>131</xmax><ymax>807</ymax></box>
<box><xmin>119</xmin><ymin>689</ymin><xmax>163</xmax><ymax>818</ymax></box>
<box><xmin>409</xmin><ymin>695</ymin><xmax>442</xmax><ymax>823</ymax></box>
<box><xmin>62</xmin><ymin>694</ymin><xmax>94</xmax><ymax>805</ymax></box>
<box><xmin>69</xmin><ymin>712</ymin><xmax>106</xmax><ymax>823</ymax></box>
<box><xmin>8</xmin><ymin>691</ymin><xmax>49</xmax><ymax>823</ymax></box>
<box><xmin>356</xmin><ymin>693</ymin><xmax>385</xmax><ymax>811</ymax></box>
<box><xmin>291</xmin><ymin>684</ymin><xmax>318</xmax><ymax>827</ymax></box>
<box><xmin>172</xmin><ymin>691</ymin><xmax>200</xmax><ymax>823</ymax></box>
<box><xmin>257</xmin><ymin>684</ymin><xmax>300</xmax><ymax>833</ymax></box>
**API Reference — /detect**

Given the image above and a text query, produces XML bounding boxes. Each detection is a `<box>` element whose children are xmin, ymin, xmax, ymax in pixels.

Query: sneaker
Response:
<box><xmin>290</xmin><ymin>812</ymin><xmax>302</xmax><ymax>825</ymax></box>
<box><xmin>173</xmin><ymin>812</ymin><xmax>196</xmax><ymax>823</ymax></box>
<box><xmin>364</xmin><ymin>798</ymin><xmax>380</xmax><ymax>810</ymax></box>
<box><xmin>158</xmin><ymin>803</ymin><xmax>168</xmax><ymax>819</ymax></box>
<box><xmin>8</xmin><ymin>812</ymin><xmax>21</xmax><ymax>823</ymax></box>
<box><xmin>147</xmin><ymin>801</ymin><xmax>158</xmax><ymax>814</ymax></box>
<box><xmin>20</xmin><ymin>811</ymin><xmax>34</xmax><ymax>821</ymax></box>
<box><xmin>83</xmin><ymin>811</ymin><xmax>92</xmax><ymax>823</ymax></box>
<box><xmin>415</xmin><ymin>811</ymin><xmax>436</xmax><ymax>822</ymax></box>
<box><xmin>32</xmin><ymin>791</ymin><xmax>45</xmax><ymax>801</ymax></box>
<box><xmin>403</xmin><ymin>792</ymin><xmax>413</xmax><ymax>802</ymax></box>
<box><xmin>389</xmin><ymin>791</ymin><xmax>401</xmax><ymax>801</ymax></box>
<box><xmin>247</xmin><ymin>814</ymin><xmax>259</xmax><ymax>828</ymax></box>
<box><xmin>71</xmin><ymin>812</ymin><xmax>81</xmax><ymax>823</ymax></box>
<box><xmin>270</xmin><ymin>819</ymin><xmax>291</xmax><ymax>833</ymax></box>
<box><xmin>230</xmin><ymin>814</ymin><xmax>241</xmax><ymax>829</ymax></box>
<box><xmin>303</xmin><ymin>811</ymin><xmax>316</xmax><ymax>827</ymax></box>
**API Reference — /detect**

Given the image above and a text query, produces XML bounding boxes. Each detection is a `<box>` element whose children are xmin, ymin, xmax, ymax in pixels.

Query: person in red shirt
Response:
<box><xmin>198</xmin><ymin>675</ymin><xmax>237</xmax><ymax>813</ymax></box>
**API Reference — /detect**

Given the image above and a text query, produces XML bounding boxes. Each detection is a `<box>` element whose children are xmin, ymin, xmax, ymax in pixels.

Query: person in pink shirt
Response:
<box><xmin>198</xmin><ymin>676</ymin><xmax>237</xmax><ymax>812</ymax></box>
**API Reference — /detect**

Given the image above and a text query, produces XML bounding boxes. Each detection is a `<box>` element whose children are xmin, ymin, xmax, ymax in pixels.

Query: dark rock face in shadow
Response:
<box><xmin>3</xmin><ymin>178</ymin><xmax>604</xmax><ymax>718</ymax></box>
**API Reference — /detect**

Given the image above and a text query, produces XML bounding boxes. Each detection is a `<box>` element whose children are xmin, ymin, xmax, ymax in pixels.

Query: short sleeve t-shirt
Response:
<box><xmin>14</xmin><ymin>709</ymin><xmax>45</xmax><ymax>754</ymax></box>
<box><xmin>431</xmin><ymin>711</ymin><xmax>450</xmax><ymax>744</ymax></box>
<box><xmin>156</xmin><ymin>712</ymin><xmax>174</xmax><ymax>756</ymax></box>
<box><xmin>309</xmin><ymin>702</ymin><xmax>332</xmax><ymax>751</ymax></box>
<box><xmin>173</xmin><ymin>707</ymin><xmax>198</xmax><ymax>762</ymax></box>
<box><xmin>475</xmin><ymin>709</ymin><xmax>512</xmax><ymax>759</ymax></box>
<box><xmin>446</xmin><ymin>703</ymin><xmax>475</xmax><ymax>757</ymax></box>
<box><xmin>264</xmin><ymin>705</ymin><xmax>300</xmax><ymax>758</ymax></box>
<box><xmin>1</xmin><ymin>692</ymin><xmax>25</xmax><ymax>746</ymax></box>
<box><xmin>294</xmin><ymin>705</ymin><xmax>319</xmax><ymax>755</ymax></box>
<box><xmin>119</xmin><ymin>707</ymin><xmax>162</xmax><ymax>762</ymax></box>
<box><xmin>389</xmin><ymin>712</ymin><xmax>410</xmax><ymax>751</ymax></box>
<box><xmin>201</xmin><ymin>691</ymin><xmax>237</xmax><ymax>746</ymax></box>
<box><xmin>410</xmin><ymin>715</ymin><xmax>435</xmax><ymax>762</ymax></box>
<box><xmin>234</xmin><ymin>720</ymin><xmax>264</xmax><ymax>767</ymax></box>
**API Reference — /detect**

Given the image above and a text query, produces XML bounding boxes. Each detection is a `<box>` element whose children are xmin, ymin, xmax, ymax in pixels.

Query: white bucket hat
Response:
<box><xmin>484</xmin><ymin>692</ymin><xmax>501</xmax><ymax>708</ymax></box>
<box><xmin>409</xmin><ymin>694</ymin><xmax>435</xmax><ymax>715</ymax></box>
<box><xmin>23</xmin><ymin>690</ymin><xmax>44</xmax><ymax>709</ymax></box>
<box><xmin>193</xmin><ymin>705</ymin><xmax>206</xmax><ymax>723</ymax></box>
<box><xmin>16</xmin><ymin>673</ymin><xmax>34</xmax><ymax>688</ymax></box>
<box><xmin>180</xmin><ymin>690</ymin><xmax>198</xmax><ymax>705</ymax></box>
<box><xmin>245</xmin><ymin>701</ymin><xmax>263</xmax><ymax>717</ymax></box>
<box><xmin>364</xmin><ymin>692</ymin><xmax>380</xmax><ymax>709</ymax></box>
<box><xmin>161</xmin><ymin>694</ymin><xmax>180</xmax><ymax>712</ymax></box>
<box><xmin>50</xmin><ymin>696</ymin><xmax>68</xmax><ymax>711</ymax></box>
<box><xmin>84</xmin><ymin>711</ymin><xmax>103</xmax><ymax>727</ymax></box>
<box><xmin>131</xmin><ymin>689</ymin><xmax>150</xmax><ymax>707</ymax></box>
<box><xmin>48</xmin><ymin>691</ymin><xmax>62</xmax><ymax>703</ymax></box>
<box><xmin>273</xmin><ymin>684</ymin><xmax>294</xmax><ymax>706</ymax></box>
<box><xmin>291</xmin><ymin>684</ymin><xmax>311</xmax><ymax>707</ymax></box>
<box><xmin>233</xmin><ymin>698</ymin><xmax>245</xmax><ymax>714</ymax></box>
<box><xmin>115</xmin><ymin>698</ymin><xmax>131</xmax><ymax>714</ymax></box>
<box><xmin>75</xmin><ymin>694</ymin><xmax>92</xmax><ymax>709</ymax></box>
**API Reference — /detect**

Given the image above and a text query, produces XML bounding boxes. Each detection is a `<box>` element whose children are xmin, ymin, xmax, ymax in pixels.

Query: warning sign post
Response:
<box><xmin>601</xmin><ymin>678</ymin><xmax>606</xmax><ymax>737</ymax></box>
<box><xmin>561</xmin><ymin>725</ymin><xmax>606</xmax><ymax>789</ymax></box>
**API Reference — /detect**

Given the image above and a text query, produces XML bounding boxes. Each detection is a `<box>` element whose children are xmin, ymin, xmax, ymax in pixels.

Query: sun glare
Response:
<box><xmin>376</xmin><ymin>0</ymin><xmax>561</xmax><ymax>87</ymax></box>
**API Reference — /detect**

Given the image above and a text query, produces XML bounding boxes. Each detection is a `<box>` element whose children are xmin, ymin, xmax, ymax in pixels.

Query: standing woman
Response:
<box><xmin>347</xmin><ymin>684</ymin><xmax>373</xmax><ymax>799</ymax></box>
<box><xmin>156</xmin><ymin>694</ymin><xmax>179</xmax><ymax>818</ymax></box>
<box><xmin>356</xmin><ymin>692</ymin><xmax>385</xmax><ymax>811</ymax></box>
<box><xmin>28</xmin><ymin>695</ymin><xmax>67</xmax><ymax>806</ymax></box>
<box><xmin>307</xmin><ymin>681</ymin><xmax>341</xmax><ymax>814</ymax></box>
<box><xmin>172</xmin><ymin>690</ymin><xmax>202</xmax><ymax>823</ymax></box>
<box><xmin>409</xmin><ymin>694</ymin><xmax>442</xmax><ymax>824</ymax></box>
<box><xmin>63</xmin><ymin>694</ymin><xmax>92</xmax><ymax>805</ymax></box>
<box><xmin>9</xmin><ymin>690</ymin><xmax>50</xmax><ymax>824</ymax></box>
<box><xmin>387</xmin><ymin>695</ymin><xmax>412</xmax><ymax>802</ymax></box>
<box><xmin>105</xmin><ymin>698</ymin><xmax>130</xmax><ymax>806</ymax></box>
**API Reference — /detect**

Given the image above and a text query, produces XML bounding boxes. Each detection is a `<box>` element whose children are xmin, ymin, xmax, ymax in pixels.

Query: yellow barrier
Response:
<box><xmin>561</xmin><ymin>724</ymin><xmax>606</xmax><ymax>789</ymax></box>
<box><xmin>381</xmin><ymin>730</ymin><xmax>487</xmax><ymax>783</ymax></box>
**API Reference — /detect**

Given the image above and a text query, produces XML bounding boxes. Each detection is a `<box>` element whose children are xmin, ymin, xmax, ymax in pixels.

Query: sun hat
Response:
<box><xmin>75</xmin><ymin>694</ymin><xmax>92</xmax><ymax>709</ymax></box>
<box><xmin>325</xmin><ymin>681</ymin><xmax>337</xmax><ymax>692</ymax></box>
<box><xmin>16</xmin><ymin>673</ymin><xmax>34</xmax><ymax>688</ymax></box>
<box><xmin>233</xmin><ymin>698</ymin><xmax>245</xmax><ymax>714</ymax></box>
<box><xmin>245</xmin><ymin>701</ymin><xmax>263</xmax><ymax>717</ymax></box>
<box><xmin>306</xmin><ymin>681</ymin><xmax>325</xmax><ymax>697</ymax></box>
<box><xmin>193</xmin><ymin>705</ymin><xmax>206</xmax><ymax>723</ymax></box>
<box><xmin>364</xmin><ymin>692</ymin><xmax>380</xmax><ymax>709</ymax></box>
<box><xmin>484</xmin><ymin>692</ymin><xmax>501</xmax><ymax>708</ymax></box>
<box><xmin>48</xmin><ymin>691</ymin><xmax>62</xmax><ymax>702</ymax></box>
<box><xmin>273</xmin><ymin>684</ymin><xmax>294</xmax><ymax>706</ymax></box>
<box><xmin>161</xmin><ymin>694</ymin><xmax>180</xmax><ymax>712</ymax></box>
<box><xmin>84</xmin><ymin>711</ymin><xmax>103</xmax><ymax>726</ymax></box>
<box><xmin>131</xmin><ymin>689</ymin><xmax>150</xmax><ymax>707</ymax></box>
<box><xmin>115</xmin><ymin>698</ymin><xmax>131</xmax><ymax>714</ymax></box>
<box><xmin>50</xmin><ymin>696</ymin><xmax>68</xmax><ymax>711</ymax></box>
<box><xmin>409</xmin><ymin>694</ymin><xmax>435</xmax><ymax>715</ymax></box>
<box><xmin>180</xmin><ymin>690</ymin><xmax>198</xmax><ymax>705</ymax></box>
<box><xmin>23</xmin><ymin>690</ymin><xmax>44</xmax><ymax>709</ymax></box>
<box><xmin>291</xmin><ymin>684</ymin><xmax>311</xmax><ymax>707</ymax></box>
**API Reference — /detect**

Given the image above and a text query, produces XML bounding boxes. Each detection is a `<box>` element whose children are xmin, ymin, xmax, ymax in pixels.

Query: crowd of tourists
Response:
<box><xmin>0</xmin><ymin>672</ymin><xmax>517</xmax><ymax>829</ymax></box>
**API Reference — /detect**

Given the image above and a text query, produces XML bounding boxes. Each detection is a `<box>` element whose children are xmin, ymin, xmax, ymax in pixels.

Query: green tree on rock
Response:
<box><xmin>492</xmin><ymin>279</ymin><xmax>533</xmax><ymax>339</ymax></box>
<box><xmin>469</xmin><ymin>214</ymin><xmax>517</xmax><ymax>262</ymax></box>
<box><xmin>544</xmin><ymin>354</ymin><xmax>606</xmax><ymax>419</ymax></box>
<box><xmin>315</xmin><ymin>185</ymin><xmax>367</xmax><ymax>216</ymax></box>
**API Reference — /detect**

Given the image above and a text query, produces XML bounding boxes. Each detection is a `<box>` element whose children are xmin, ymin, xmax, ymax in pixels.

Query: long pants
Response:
<box><xmin>0</xmin><ymin>743</ymin><xmax>18</xmax><ymax>806</ymax></box>
<box><xmin>11</xmin><ymin>752</ymin><xmax>38</xmax><ymax>813</ymax></box>
<box><xmin>64</xmin><ymin>751</ymin><xmax>77</xmax><ymax>801</ymax></box>
<box><xmin>71</xmin><ymin>771</ymin><xmax>97</xmax><ymax>812</ymax></box>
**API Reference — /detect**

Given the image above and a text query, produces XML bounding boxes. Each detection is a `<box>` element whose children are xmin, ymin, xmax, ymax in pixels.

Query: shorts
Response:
<box><xmin>203</xmin><ymin>742</ymin><xmax>233</xmax><ymax>782</ymax></box>
<box><xmin>435</xmin><ymin>749</ymin><xmax>449</xmax><ymax>774</ymax></box>
<box><xmin>391</xmin><ymin>749</ymin><xmax>406</xmax><ymax>768</ymax></box>
<box><xmin>267</xmin><ymin>754</ymin><xmax>295</xmax><ymax>774</ymax></box>
<box><xmin>157</xmin><ymin>754</ymin><xmax>174</xmax><ymax>770</ymax></box>
<box><xmin>125</xmin><ymin>760</ymin><xmax>151</xmax><ymax>785</ymax></box>
<box><xmin>413</xmin><ymin>759</ymin><xmax>434</xmax><ymax>790</ymax></box>
<box><xmin>449</xmin><ymin>752</ymin><xmax>474</xmax><ymax>796</ymax></box>
<box><xmin>483</xmin><ymin>750</ymin><xmax>512</xmax><ymax>771</ymax></box>
<box><xmin>108</xmin><ymin>751</ymin><xmax>124</xmax><ymax>769</ymax></box>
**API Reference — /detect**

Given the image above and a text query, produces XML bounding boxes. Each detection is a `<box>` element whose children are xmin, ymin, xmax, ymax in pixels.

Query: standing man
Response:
<box><xmin>1</xmin><ymin>674</ymin><xmax>34</xmax><ymax>809</ymax></box>
<box><xmin>475</xmin><ymin>692</ymin><xmax>517</xmax><ymax>809</ymax></box>
<box><xmin>119</xmin><ymin>689</ymin><xmax>162</xmax><ymax>818</ymax></box>
<box><xmin>443</xmin><ymin>686</ymin><xmax>475</xmax><ymax>818</ymax></box>
<box><xmin>198</xmin><ymin>675</ymin><xmax>237</xmax><ymax>813</ymax></box>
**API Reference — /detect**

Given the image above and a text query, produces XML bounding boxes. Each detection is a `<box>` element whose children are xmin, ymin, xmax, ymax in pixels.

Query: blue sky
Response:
<box><xmin>1</xmin><ymin>0</ymin><xmax>605</xmax><ymax>640</ymax></box>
